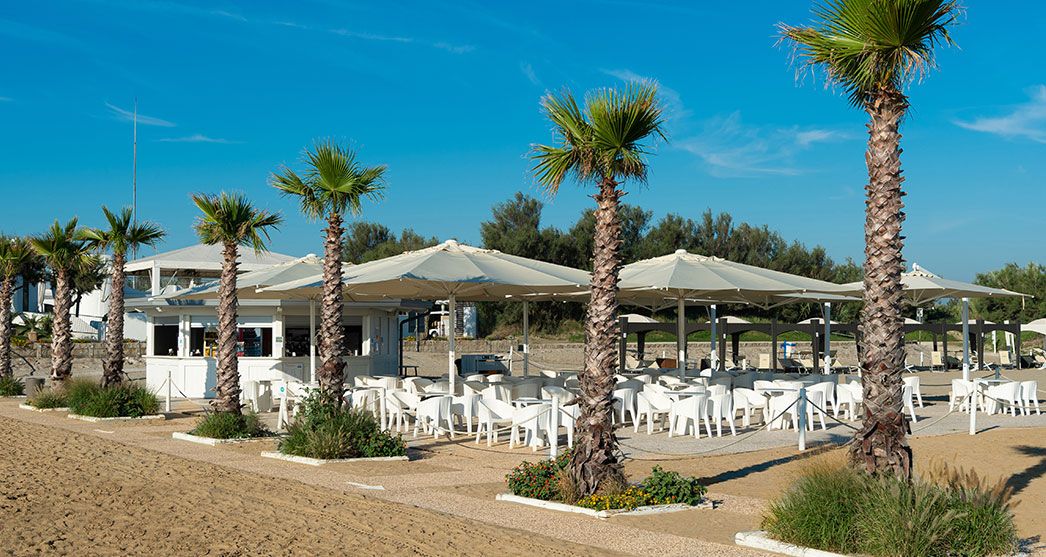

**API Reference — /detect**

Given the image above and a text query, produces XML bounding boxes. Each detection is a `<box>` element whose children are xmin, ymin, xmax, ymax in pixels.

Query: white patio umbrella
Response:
<box><xmin>167</xmin><ymin>255</ymin><xmax>329</xmax><ymax>382</ymax></box>
<box><xmin>261</xmin><ymin>240</ymin><xmax>591</xmax><ymax>394</ymax></box>
<box><xmin>619</xmin><ymin>249</ymin><xmax>855</xmax><ymax>376</ymax></box>
<box><xmin>842</xmin><ymin>263</ymin><xmax>1030</xmax><ymax>379</ymax></box>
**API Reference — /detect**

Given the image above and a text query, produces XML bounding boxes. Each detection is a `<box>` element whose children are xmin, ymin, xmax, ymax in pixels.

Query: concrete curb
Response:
<box><xmin>495</xmin><ymin>493</ymin><xmax>710</xmax><ymax>519</ymax></box>
<box><xmin>19</xmin><ymin>404</ymin><xmax>69</xmax><ymax>412</ymax></box>
<box><xmin>67</xmin><ymin>413</ymin><xmax>167</xmax><ymax>422</ymax></box>
<box><xmin>260</xmin><ymin>451</ymin><xmax>409</xmax><ymax>466</ymax></box>
<box><xmin>734</xmin><ymin>531</ymin><xmax>850</xmax><ymax>557</ymax></box>
<box><xmin>172</xmin><ymin>432</ymin><xmax>274</xmax><ymax>446</ymax></box>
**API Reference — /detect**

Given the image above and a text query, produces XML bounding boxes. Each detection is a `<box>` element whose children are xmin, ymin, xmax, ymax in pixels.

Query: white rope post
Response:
<box><xmin>548</xmin><ymin>396</ymin><xmax>559</xmax><ymax>459</ymax></box>
<box><xmin>962</xmin><ymin>297</ymin><xmax>971</xmax><ymax>381</ymax></box>
<box><xmin>523</xmin><ymin>299</ymin><xmax>529</xmax><ymax>378</ymax></box>
<box><xmin>448</xmin><ymin>294</ymin><xmax>457</xmax><ymax>396</ymax></box>
<box><xmin>969</xmin><ymin>388</ymin><xmax>977</xmax><ymax>435</ymax></box>
<box><xmin>798</xmin><ymin>387</ymin><xmax>807</xmax><ymax>451</ymax></box>
<box><xmin>309</xmin><ymin>299</ymin><xmax>316</xmax><ymax>384</ymax></box>
<box><xmin>379</xmin><ymin>386</ymin><xmax>387</xmax><ymax>431</ymax></box>
<box><xmin>165</xmin><ymin>369</ymin><xmax>171</xmax><ymax>413</ymax></box>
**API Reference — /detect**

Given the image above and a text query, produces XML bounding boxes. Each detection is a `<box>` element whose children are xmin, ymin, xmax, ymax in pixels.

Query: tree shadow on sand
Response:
<box><xmin>1005</xmin><ymin>445</ymin><xmax>1046</xmax><ymax>496</ymax></box>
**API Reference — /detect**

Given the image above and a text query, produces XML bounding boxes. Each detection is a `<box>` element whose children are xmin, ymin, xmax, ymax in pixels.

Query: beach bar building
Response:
<box><xmin>124</xmin><ymin>246</ymin><xmax>427</xmax><ymax>399</ymax></box>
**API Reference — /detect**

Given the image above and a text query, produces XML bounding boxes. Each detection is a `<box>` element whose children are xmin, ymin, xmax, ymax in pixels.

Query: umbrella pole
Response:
<box><xmin>523</xmin><ymin>299</ymin><xmax>529</xmax><ymax>378</ymax></box>
<box><xmin>309</xmin><ymin>299</ymin><xmax>316</xmax><ymax>384</ymax></box>
<box><xmin>448</xmin><ymin>294</ymin><xmax>457</xmax><ymax>393</ymax></box>
<box><xmin>962</xmin><ymin>297</ymin><xmax>970</xmax><ymax>381</ymax></box>
<box><xmin>824</xmin><ymin>303</ymin><xmax>831</xmax><ymax>375</ymax></box>
<box><xmin>710</xmin><ymin>304</ymin><xmax>717</xmax><ymax>368</ymax></box>
<box><xmin>677</xmin><ymin>298</ymin><xmax>685</xmax><ymax>379</ymax></box>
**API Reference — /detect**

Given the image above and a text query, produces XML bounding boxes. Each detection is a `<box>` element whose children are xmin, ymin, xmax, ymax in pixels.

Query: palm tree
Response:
<box><xmin>780</xmin><ymin>0</ymin><xmax>961</xmax><ymax>478</ymax></box>
<box><xmin>529</xmin><ymin>84</ymin><xmax>666</xmax><ymax>496</ymax></box>
<box><xmin>0</xmin><ymin>237</ymin><xmax>38</xmax><ymax>377</ymax></box>
<box><xmin>31</xmin><ymin>219</ymin><xmax>91</xmax><ymax>383</ymax></box>
<box><xmin>191</xmin><ymin>192</ymin><xmax>282</xmax><ymax>414</ymax></box>
<box><xmin>80</xmin><ymin>207</ymin><xmax>166</xmax><ymax>387</ymax></box>
<box><xmin>271</xmin><ymin>140</ymin><xmax>385</xmax><ymax>402</ymax></box>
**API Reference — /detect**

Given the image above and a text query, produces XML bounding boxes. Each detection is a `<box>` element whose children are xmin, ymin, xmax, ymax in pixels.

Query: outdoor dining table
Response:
<box><xmin>512</xmin><ymin>397</ymin><xmax>545</xmax><ymax>408</ymax></box>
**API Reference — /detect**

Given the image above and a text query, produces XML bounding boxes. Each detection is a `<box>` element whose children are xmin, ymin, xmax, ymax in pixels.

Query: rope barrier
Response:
<box><xmin>910</xmin><ymin>390</ymin><xmax>974</xmax><ymax>433</ymax></box>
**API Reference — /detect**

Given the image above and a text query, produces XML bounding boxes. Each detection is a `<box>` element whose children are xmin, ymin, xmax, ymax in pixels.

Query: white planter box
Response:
<box><xmin>172</xmin><ymin>431</ymin><xmax>273</xmax><ymax>446</ymax></box>
<box><xmin>260</xmin><ymin>451</ymin><xmax>408</xmax><ymax>466</ymax></box>
<box><xmin>734</xmin><ymin>531</ymin><xmax>850</xmax><ymax>557</ymax></box>
<box><xmin>495</xmin><ymin>493</ymin><xmax>710</xmax><ymax>519</ymax></box>
<box><xmin>66</xmin><ymin>413</ymin><xmax>166</xmax><ymax>422</ymax></box>
<box><xmin>19</xmin><ymin>404</ymin><xmax>69</xmax><ymax>412</ymax></box>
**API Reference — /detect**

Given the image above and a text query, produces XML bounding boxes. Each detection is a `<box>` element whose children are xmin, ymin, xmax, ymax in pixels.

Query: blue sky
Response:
<box><xmin>1</xmin><ymin>1</ymin><xmax>1043</xmax><ymax>281</ymax></box>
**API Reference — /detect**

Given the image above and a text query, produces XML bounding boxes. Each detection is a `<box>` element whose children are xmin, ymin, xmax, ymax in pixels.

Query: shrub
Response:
<box><xmin>192</xmin><ymin>410</ymin><xmax>270</xmax><ymax>439</ymax></box>
<box><xmin>0</xmin><ymin>376</ymin><xmax>25</xmax><ymax>396</ymax></box>
<box><xmin>640</xmin><ymin>465</ymin><xmax>707</xmax><ymax>506</ymax></box>
<box><xmin>576</xmin><ymin>485</ymin><xmax>653</xmax><ymax>511</ymax></box>
<box><xmin>28</xmin><ymin>387</ymin><xmax>67</xmax><ymax>408</ymax></box>
<box><xmin>506</xmin><ymin>452</ymin><xmax>571</xmax><ymax>500</ymax></box>
<box><xmin>66</xmin><ymin>379</ymin><xmax>159</xmax><ymax>418</ymax></box>
<box><xmin>763</xmin><ymin>459</ymin><xmax>1019</xmax><ymax>557</ymax></box>
<box><xmin>278</xmin><ymin>390</ymin><xmax>400</xmax><ymax>459</ymax></box>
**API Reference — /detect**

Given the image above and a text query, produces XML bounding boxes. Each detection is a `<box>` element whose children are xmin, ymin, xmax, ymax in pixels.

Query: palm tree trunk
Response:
<box><xmin>213</xmin><ymin>241</ymin><xmax>241</xmax><ymax>414</ymax></box>
<box><xmin>101</xmin><ymin>252</ymin><xmax>126</xmax><ymax>387</ymax></box>
<box><xmin>0</xmin><ymin>276</ymin><xmax>13</xmax><ymax>377</ymax></box>
<box><xmin>570</xmin><ymin>179</ymin><xmax>624</xmax><ymax>496</ymax></box>
<box><xmin>50</xmin><ymin>269</ymin><xmax>74</xmax><ymax>382</ymax></box>
<box><xmin>318</xmin><ymin>213</ymin><xmax>346</xmax><ymax>403</ymax></box>
<box><xmin>851</xmin><ymin>90</ymin><xmax>912</xmax><ymax>478</ymax></box>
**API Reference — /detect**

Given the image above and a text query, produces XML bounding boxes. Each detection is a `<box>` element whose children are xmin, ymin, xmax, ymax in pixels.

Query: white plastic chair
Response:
<box><xmin>949</xmin><ymin>379</ymin><xmax>973</xmax><ymax>412</ymax></box>
<box><xmin>768</xmin><ymin>392</ymin><xmax>800</xmax><ymax>430</ymax></box>
<box><xmin>834</xmin><ymin>383</ymin><xmax>862</xmax><ymax>421</ymax></box>
<box><xmin>1020</xmin><ymin>381</ymin><xmax>1041</xmax><ymax>415</ymax></box>
<box><xmin>414</xmin><ymin>395</ymin><xmax>453</xmax><ymax>439</ymax></box>
<box><xmin>557</xmin><ymin>403</ymin><xmax>579</xmax><ymax>447</ymax></box>
<box><xmin>482</xmin><ymin>384</ymin><xmax>512</xmax><ymax>403</ymax></box>
<box><xmin>732</xmin><ymin>387</ymin><xmax>766</xmax><ymax>427</ymax></box>
<box><xmin>463</xmin><ymin>380</ymin><xmax>487</xmax><ymax>396</ymax></box>
<box><xmin>902</xmin><ymin>385</ymin><xmax>918</xmax><ymax>424</ymax></box>
<box><xmin>386</xmin><ymin>391</ymin><xmax>420</xmax><ymax>432</ymax></box>
<box><xmin>475</xmin><ymin>398</ymin><xmax>514</xmax><ymax>446</ymax></box>
<box><xmin>806</xmin><ymin>382</ymin><xmax>835</xmax><ymax>414</ymax></box>
<box><xmin>902</xmin><ymin>376</ymin><xmax>923</xmax><ymax>407</ymax></box>
<box><xmin>635</xmin><ymin>390</ymin><xmax>673</xmax><ymax>434</ymax></box>
<box><xmin>633</xmin><ymin>373</ymin><xmax>656</xmax><ymax>384</ymax></box>
<box><xmin>486</xmin><ymin>374</ymin><xmax>506</xmax><ymax>383</ymax></box>
<box><xmin>706</xmin><ymin>393</ymin><xmax>737</xmax><ymax>437</ymax></box>
<box><xmin>612</xmin><ymin>386</ymin><xmax>637</xmax><ymax>424</ymax></box>
<box><xmin>511</xmin><ymin>382</ymin><xmax>541</xmax><ymax>400</ymax></box>
<box><xmin>803</xmin><ymin>389</ymin><xmax>828</xmax><ymax>431</ymax></box>
<box><xmin>659</xmin><ymin>375</ymin><xmax>684</xmax><ymax>387</ymax></box>
<box><xmin>985</xmin><ymin>382</ymin><xmax>1021</xmax><ymax>416</ymax></box>
<box><xmin>464</xmin><ymin>374</ymin><xmax>487</xmax><ymax>383</ymax></box>
<box><xmin>510</xmin><ymin>403</ymin><xmax>550</xmax><ymax>450</ymax></box>
<box><xmin>451</xmin><ymin>393</ymin><xmax>481</xmax><ymax>434</ymax></box>
<box><xmin>707</xmin><ymin>384</ymin><xmax>728</xmax><ymax>397</ymax></box>
<box><xmin>403</xmin><ymin>377</ymin><xmax>433</xmax><ymax>394</ymax></box>
<box><xmin>670</xmin><ymin>394</ymin><xmax>710</xmax><ymax>438</ymax></box>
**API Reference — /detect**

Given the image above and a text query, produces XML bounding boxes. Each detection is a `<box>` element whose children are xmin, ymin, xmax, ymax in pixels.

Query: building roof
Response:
<box><xmin>125</xmin><ymin>244</ymin><xmax>297</xmax><ymax>275</ymax></box>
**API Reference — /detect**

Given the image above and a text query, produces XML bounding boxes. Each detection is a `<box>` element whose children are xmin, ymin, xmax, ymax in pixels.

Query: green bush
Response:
<box><xmin>28</xmin><ymin>387</ymin><xmax>67</xmax><ymax>408</ymax></box>
<box><xmin>0</xmin><ymin>376</ymin><xmax>25</xmax><ymax>396</ymax></box>
<box><xmin>278</xmin><ymin>390</ymin><xmax>402</xmax><ymax>459</ymax></box>
<box><xmin>191</xmin><ymin>410</ymin><xmax>270</xmax><ymax>439</ymax></box>
<box><xmin>506</xmin><ymin>452</ymin><xmax>571</xmax><ymax>500</ymax></box>
<box><xmin>763</xmin><ymin>460</ymin><xmax>1019</xmax><ymax>557</ymax></box>
<box><xmin>66</xmin><ymin>379</ymin><xmax>159</xmax><ymax>418</ymax></box>
<box><xmin>639</xmin><ymin>465</ymin><xmax>707</xmax><ymax>506</ymax></box>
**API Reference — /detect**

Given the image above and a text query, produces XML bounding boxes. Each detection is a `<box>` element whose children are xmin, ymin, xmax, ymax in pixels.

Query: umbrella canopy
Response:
<box><xmin>618</xmin><ymin>249</ymin><xmax>854</xmax><ymax>373</ymax></box>
<box><xmin>621</xmin><ymin>313</ymin><xmax>658</xmax><ymax>324</ymax></box>
<box><xmin>262</xmin><ymin>240</ymin><xmax>592</xmax><ymax>389</ymax></box>
<box><xmin>1022</xmin><ymin>318</ymin><xmax>1046</xmax><ymax>336</ymax></box>
<box><xmin>167</xmin><ymin>255</ymin><xmax>327</xmax><ymax>300</ymax></box>
<box><xmin>841</xmin><ymin>263</ymin><xmax>1029</xmax><ymax>306</ymax></box>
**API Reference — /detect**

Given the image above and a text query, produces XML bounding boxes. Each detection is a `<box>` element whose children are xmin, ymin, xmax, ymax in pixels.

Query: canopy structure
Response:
<box><xmin>125</xmin><ymin>244</ymin><xmax>297</xmax><ymax>295</ymax></box>
<box><xmin>843</xmin><ymin>263</ymin><xmax>1030</xmax><ymax>379</ymax></box>
<box><xmin>263</xmin><ymin>240</ymin><xmax>591</xmax><ymax>392</ymax></box>
<box><xmin>168</xmin><ymin>255</ymin><xmax>327</xmax><ymax>381</ymax></box>
<box><xmin>1023</xmin><ymin>318</ymin><xmax>1046</xmax><ymax>337</ymax></box>
<box><xmin>621</xmin><ymin>313</ymin><xmax>658</xmax><ymax>324</ymax></box>
<box><xmin>618</xmin><ymin>250</ymin><xmax>855</xmax><ymax>375</ymax></box>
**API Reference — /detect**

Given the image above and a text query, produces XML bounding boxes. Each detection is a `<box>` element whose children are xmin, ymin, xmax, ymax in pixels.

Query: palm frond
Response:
<box><xmin>191</xmin><ymin>192</ymin><xmax>283</xmax><ymax>254</ymax></box>
<box><xmin>271</xmin><ymin>139</ymin><xmax>386</xmax><ymax>220</ymax></box>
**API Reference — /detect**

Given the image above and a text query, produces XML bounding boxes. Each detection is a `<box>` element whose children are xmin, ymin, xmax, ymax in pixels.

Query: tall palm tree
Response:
<box><xmin>0</xmin><ymin>237</ymin><xmax>38</xmax><ymax>377</ymax></box>
<box><xmin>271</xmin><ymin>140</ymin><xmax>385</xmax><ymax>402</ymax></box>
<box><xmin>191</xmin><ymin>192</ymin><xmax>282</xmax><ymax>414</ymax></box>
<box><xmin>529</xmin><ymin>84</ymin><xmax>666</xmax><ymax>496</ymax></box>
<box><xmin>80</xmin><ymin>206</ymin><xmax>166</xmax><ymax>387</ymax></box>
<box><xmin>31</xmin><ymin>219</ymin><xmax>90</xmax><ymax>383</ymax></box>
<box><xmin>780</xmin><ymin>0</ymin><xmax>961</xmax><ymax>478</ymax></box>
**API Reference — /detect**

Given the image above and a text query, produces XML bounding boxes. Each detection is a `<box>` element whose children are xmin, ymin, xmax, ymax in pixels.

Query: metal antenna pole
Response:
<box><xmin>132</xmin><ymin>98</ymin><xmax>138</xmax><ymax>259</ymax></box>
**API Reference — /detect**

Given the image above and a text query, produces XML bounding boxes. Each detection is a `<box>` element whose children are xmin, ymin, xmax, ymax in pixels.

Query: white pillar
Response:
<box><xmin>522</xmin><ymin>299</ymin><xmax>530</xmax><ymax>378</ymax></box>
<box><xmin>823</xmin><ymin>303</ymin><xmax>832</xmax><ymax>374</ymax></box>
<box><xmin>709</xmin><ymin>304</ymin><xmax>717</xmax><ymax>355</ymax></box>
<box><xmin>150</xmin><ymin>262</ymin><xmax>160</xmax><ymax>296</ymax></box>
<box><xmin>677</xmin><ymin>297</ymin><xmax>686</xmax><ymax>379</ymax></box>
<box><xmin>962</xmin><ymin>297</ymin><xmax>970</xmax><ymax>381</ymax></box>
<box><xmin>309</xmin><ymin>300</ymin><xmax>316</xmax><ymax>384</ymax></box>
<box><xmin>448</xmin><ymin>294</ymin><xmax>457</xmax><ymax>395</ymax></box>
<box><xmin>145</xmin><ymin>314</ymin><xmax>155</xmax><ymax>357</ymax></box>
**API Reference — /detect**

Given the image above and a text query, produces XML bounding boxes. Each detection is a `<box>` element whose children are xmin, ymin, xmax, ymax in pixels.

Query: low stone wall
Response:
<box><xmin>20</xmin><ymin>342</ymin><xmax>145</xmax><ymax>360</ymax></box>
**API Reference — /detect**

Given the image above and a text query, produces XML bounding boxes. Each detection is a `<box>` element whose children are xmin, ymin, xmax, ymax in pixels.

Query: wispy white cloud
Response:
<box><xmin>677</xmin><ymin>112</ymin><xmax>849</xmax><ymax>178</ymax></box>
<box><xmin>330</xmin><ymin>28</ymin><xmax>412</xmax><ymax>42</ymax></box>
<box><xmin>104</xmin><ymin>102</ymin><xmax>176</xmax><ymax>127</ymax></box>
<box><xmin>156</xmin><ymin>134</ymin><xmax>240</xmax><ymax>144</ymax></box>
<box><xmin>211</xmin><ymin>10</ymin><xmax>247</xmax><ymax>22</ymax></box>
<box><xmin>600</xmin><ymin>68</ymin><xmax>690</xmax><ymax>119</ymax></box>
<box><xmin>520</xmin><ymin>62</ymin><xmax>541</xmax><ymax>86</ymax></box>
<box><xmin>433</xmin><ymin>42</ymin><xmax>475</xmax><ymax>54</ymax></box>
<box><xmin>954</xmin><ymin>85</ymin><xmax>1046</xmax><ymax>143</ymax></box>
<box><xmin>274</xmin><ymin>20</ymin><xmax>307</xmax><ymax>29</ymax></box>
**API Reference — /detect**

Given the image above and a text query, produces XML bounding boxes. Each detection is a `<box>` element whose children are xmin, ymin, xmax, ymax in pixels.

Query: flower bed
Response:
<box><xmin>176</xmin><ymin>410</ymin><xmax>274</xmax><ymax>444</ymax></box>
<box><xmin>501</xmin><ymin>454</ymin><xmax>709</xmax><ymax>518</ymax></box>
